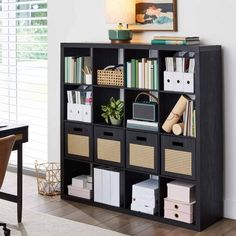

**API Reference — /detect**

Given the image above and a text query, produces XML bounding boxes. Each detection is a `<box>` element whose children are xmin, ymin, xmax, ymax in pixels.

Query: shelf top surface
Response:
<box><xmin>61</xmin><ymin>41</ymin><xmax>221</xmax><ymax>52</ymax></box>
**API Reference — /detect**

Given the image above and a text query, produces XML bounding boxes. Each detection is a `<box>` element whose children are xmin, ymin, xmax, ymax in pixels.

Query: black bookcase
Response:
<box><xmin>60</xmin><ymin>42</ymin><xmax>223</xmax><ymax>231</ymax></box>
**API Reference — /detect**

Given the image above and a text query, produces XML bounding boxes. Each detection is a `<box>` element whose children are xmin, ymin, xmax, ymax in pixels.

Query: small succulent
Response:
<box><xmin>101</xmin><ymin>97</ymin><xmax>124</xmax><ymax>124</ymax></box>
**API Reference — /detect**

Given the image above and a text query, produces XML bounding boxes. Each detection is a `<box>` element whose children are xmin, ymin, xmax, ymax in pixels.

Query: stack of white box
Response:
<box><xmin>131</xmin><ymin>178</ymin><xmax>159</xmax><ymax>215</ymax></box>
<box><xmin>68</xmin><ymin>175</ymin><xmax>93</xmax><ymax>199</ymax></box>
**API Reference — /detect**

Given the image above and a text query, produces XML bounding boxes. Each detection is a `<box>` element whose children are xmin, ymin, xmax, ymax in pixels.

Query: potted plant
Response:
<box><xmin>101</xmin><ymin>97</ymin><xmax>124</xmax><ymax>125</ymax></box>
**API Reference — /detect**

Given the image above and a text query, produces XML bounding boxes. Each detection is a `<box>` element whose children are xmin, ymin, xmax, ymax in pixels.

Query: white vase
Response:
<box><xmin>110</xmin><ymin>117</ymin><xmax>122</xmax><ymax>126</ymax></box>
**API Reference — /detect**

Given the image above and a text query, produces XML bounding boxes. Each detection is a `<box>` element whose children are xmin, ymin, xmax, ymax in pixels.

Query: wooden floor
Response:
<box><xmin>1</xmin><ymin>171</ymin><xmax>236</xmax><ymax>236</ymax></box>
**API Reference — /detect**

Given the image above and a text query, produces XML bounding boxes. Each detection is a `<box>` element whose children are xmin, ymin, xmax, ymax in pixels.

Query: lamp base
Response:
<box><xmin>108</xmin><ymin>29</ymin><xmax>133</xmax><ymax>43</ymax></box>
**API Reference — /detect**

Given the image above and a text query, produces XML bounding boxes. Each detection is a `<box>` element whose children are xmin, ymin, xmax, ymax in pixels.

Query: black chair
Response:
<box><xmin>0</xmin><ymin>135</ymin><xmax>16</xmax><ymax>236</ymax></box>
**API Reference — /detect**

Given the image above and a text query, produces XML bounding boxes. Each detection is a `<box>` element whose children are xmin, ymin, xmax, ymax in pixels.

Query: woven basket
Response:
<box><xmin>97</xmin><ymin>69</ymin><xmax>124</xmax><ymax>86</ymax></box>
<box><xmin>35</xmin><ymin>161</ymin><xmax>61</xmax><ymax>196</ymax></box>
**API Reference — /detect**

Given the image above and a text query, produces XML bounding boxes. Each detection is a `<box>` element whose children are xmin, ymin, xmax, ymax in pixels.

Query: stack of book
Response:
<box><xmin>151</xmin><ymin>36</ymin><xmax>200</xmax><ymax>45</ymax></box>
<box><xmin>67</xmin><ymin>175</ymin><xmax>93</xmax><ymax>199</ymax></box>
<box><xmin>126</xmin><ymin>58</ymin><xmax>159</xmax><ymax>90</ymax></box>
<box><xmin>131</xmin><ymin>178</ymin><xmax>159</xmax><ymax>215</ymax></box>
<box><xmin>65</xmin><ymin>56</ymin><xmax>92</xmax><ymax>84</ymax></box>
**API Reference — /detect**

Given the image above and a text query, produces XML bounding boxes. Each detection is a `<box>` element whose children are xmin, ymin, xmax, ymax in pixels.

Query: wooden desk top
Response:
<box><xmin>0</xmin><ymin>124</ymin><xmax>28</xmax><ymax>144</ymax></box>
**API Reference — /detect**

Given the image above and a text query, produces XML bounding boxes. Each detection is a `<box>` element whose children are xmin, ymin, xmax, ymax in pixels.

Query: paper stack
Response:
<box><xmin>131</xmin><ymin>178</ymin><xmax>159</xmax><ymax>215</ymax></box>
<box><xmin>68</xmin><ymin>175</ymin><xmax>93</xmax><ymax>199</ymax></box>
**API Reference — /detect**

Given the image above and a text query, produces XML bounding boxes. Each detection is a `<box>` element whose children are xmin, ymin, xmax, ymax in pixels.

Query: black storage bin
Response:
<box><xmin>94</xmin><ymin>126</ymin><xmax>124</xmax><ymax>166</ymax></box>
<box><xmin>126</xmin><ymin>130</ymin><xmax>159</xmax><ymax>173</ymax></box>
<box><xmin>161</xmin><ymin>135</ymin><xmax>196</xmax><ymax>179</ymax></box>
<box><xmin>65</xmin><ymin>122</ymin><xmax>93</xmax><ymax>161</ymax></box>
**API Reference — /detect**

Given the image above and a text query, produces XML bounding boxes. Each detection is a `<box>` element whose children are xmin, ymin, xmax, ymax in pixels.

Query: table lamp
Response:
<box><xmin>106</xmin><ymin>0</ymin><xmax>135</xmax><ymax>43</ymax></box>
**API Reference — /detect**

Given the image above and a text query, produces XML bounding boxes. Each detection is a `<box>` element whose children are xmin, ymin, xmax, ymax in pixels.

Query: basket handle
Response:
<box><xmin>134</xmin><ymin>92</ymin><xmax>158</xmax><ymax>104</ymax></box>
<box><xmin>103</xmin><ymin>64</ymin><xmax>123</xmax><ymax>71</ymax></box>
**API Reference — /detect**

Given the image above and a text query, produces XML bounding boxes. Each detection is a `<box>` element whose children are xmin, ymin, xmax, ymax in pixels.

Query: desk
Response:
<box><xmin>0</xmin><ymin>124</ymin><xmax>28</xmax><ymax>223</ymax></box>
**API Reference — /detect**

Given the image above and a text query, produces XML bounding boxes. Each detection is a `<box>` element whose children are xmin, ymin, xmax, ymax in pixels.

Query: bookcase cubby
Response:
<box><xmin>61</xmin><ymin>42</ymin><xmax>223</xmax><ymax>231</ymax></box>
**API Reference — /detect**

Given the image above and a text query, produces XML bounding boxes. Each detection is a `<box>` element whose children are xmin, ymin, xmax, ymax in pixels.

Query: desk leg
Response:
<box><xmin>17</xmin><ymin>145</ymin><xmax>23</xmax><ymax>223</ymax></box>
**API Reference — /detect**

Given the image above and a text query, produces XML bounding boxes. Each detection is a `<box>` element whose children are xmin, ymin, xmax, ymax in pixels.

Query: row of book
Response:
<box><xmin>67</xmin><ymin>90</ymin><xmax>92</xmax><ymax>105</ymax></box>
<box><xmin>126</xmin><ymin>59</ymin><xmax>159</xmax><ymax>90</ymax></box>
<box><xmin>65</xmin><ymin>56</ymin><xmax>92</xmax><ymax>84</ymax></box>
<box><xmin>151</xmin><ymin>36</ymin><xmax>200</xmax><ymax>45</ymax></box>
<box><xmin>165</xmin><ymin>57</ymin><xmax>195</xmax><ymax>73</ymax></box>
<box><xmin>183</xmin><ymin>99</ymin><xmax>196</xmax><ymax>137</ymax></box>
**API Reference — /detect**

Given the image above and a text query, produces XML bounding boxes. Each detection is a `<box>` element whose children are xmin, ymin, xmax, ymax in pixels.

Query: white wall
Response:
<box><xmin>48</xmin><ymin>0</ymin><xmax>236</xmax><ymax>219</ymax></box>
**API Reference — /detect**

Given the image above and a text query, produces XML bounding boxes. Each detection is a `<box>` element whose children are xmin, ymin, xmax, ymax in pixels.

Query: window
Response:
<box><xmin>0</xmin><ymin>0</ymin><xmax>47</xmax><ymax>168</ymax></box>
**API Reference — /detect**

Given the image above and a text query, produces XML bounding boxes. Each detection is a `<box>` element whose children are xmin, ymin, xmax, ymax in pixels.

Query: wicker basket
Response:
<box><xmin>97</xmin><ymin>69</ymin><xmax>124</xmax><ymax>86</ymax></box>
<box><xmin>35</xmin><ymin>161</ymin><xmax>61</xmax><ymax>196</ymax></box>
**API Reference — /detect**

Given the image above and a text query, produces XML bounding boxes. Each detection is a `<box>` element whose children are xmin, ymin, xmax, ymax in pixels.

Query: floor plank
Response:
<box><xmin>1</xmin><ymin>171</ymin><xmax>236</xmax><ymax>236</ymax></box>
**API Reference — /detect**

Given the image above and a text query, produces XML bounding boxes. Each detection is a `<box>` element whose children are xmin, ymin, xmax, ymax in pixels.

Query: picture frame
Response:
<box><xmin>129</xmin><ymin>0</ymin><xmax>177</xmax><ymax>31</ymax></box>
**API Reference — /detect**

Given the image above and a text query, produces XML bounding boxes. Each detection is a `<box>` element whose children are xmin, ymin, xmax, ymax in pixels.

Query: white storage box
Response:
<box><xmin>164</xmin><ymin>71</ymin><xmax>174</xmax><ymax>91</ymax></box>
<box><xmin>68</xmin><ymin>185</ymin><xmax>92</xmax><ymax>199</ymax></box>
<box><xmin>132</xmin><ymin>179</ymin><xmax>159</xmax><ymax>196</ymax></box>
<box><xmin>167</xmin><ymin>181</ymin><xmax>195</xmax><ymax>203</ymax></box>
<box><xmin>82</xmin><ymin>104</ymin><xmax>92</xmax><ymax>123</ymax></box>
<box><xmin>183</xmin><ymin>72</ymin><xmax>194</xmax><ymax>93</ymax></box>
<box><xmin>67</xmin><ymin>103</ymin><xmax>83</xmax><ymax>122</ymax></box>
<box><xmin>67</xmin><ymin>103</ymin><xmax>92</xmax><ymax>122</ymax></box>
<box><xmin>132</xmin><ymin>197</ymin><xmax>157</xmax><ymax>208</ymax></box>
<box><xmin>173</xmin><ymin>72</ymin><xmax>184</xmax><ymax>92</ymax></box>
<box><xmin>131</xmin><ymin>202</ymin><xmax>157</xmax><ymax>215</ymax></box>
<box><xmin>72</xmin><ymin>175</ymin><xmax>87</xmax><ymax>188</ymax></box>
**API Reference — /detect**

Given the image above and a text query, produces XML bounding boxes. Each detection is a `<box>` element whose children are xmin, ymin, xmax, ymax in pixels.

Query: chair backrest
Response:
<box><xmin>0</xmin><ymin>135</ymin><xmax>16</xmax><ymax>189</ymax></box>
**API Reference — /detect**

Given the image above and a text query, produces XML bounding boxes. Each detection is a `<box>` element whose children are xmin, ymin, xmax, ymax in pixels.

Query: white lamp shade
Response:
<box><xmin>106</xmin><ymin>0</ymin><xmax>135</xmax><ymax>24</ymax></box>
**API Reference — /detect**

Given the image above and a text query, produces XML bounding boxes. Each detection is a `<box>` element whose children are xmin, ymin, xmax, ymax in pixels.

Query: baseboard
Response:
<box><xmin>224</xmin><ymin>199</ymin><xmax>236</xmax><ymax>219</ymax></box>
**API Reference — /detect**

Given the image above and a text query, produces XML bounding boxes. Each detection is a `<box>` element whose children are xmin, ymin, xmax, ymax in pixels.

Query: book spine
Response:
<box><xmin>126</xmin><ymin>62</ymin><xmax>131</xmax><ymax>88</ymax></box>
<box><xmin>141</xmin><ymin>58</ymin><xmax>146</xmax><ymax>89</ymax></box>
<box><xmin>131</xmin><ymin>59</ymin><xmax>136</xmax><ymax>88</ymax></box>
<box><xmin>138</xmin><ymin>61</ymin><xmax>142</xmax><ymax>89</ymax></box>
<box><xmin>144</xmin><ymin>62</ymin><xmax>148</xmax><ymax>89</ymax></box>
<box><xmin>65</xmin><ymin>57</ymin><xmax>68</xmax><ymax>83</ymax></box>
<box><xmin>151</xmin><ymin>40</ymin><xmax>187</xmax><ymax>45</ymax></box>
<box><xmin>150</xmin><ymin>60</ymin><xmax>154</xmax><ymax>90</ymax></box>
<box><xmin>136</xmin><ymin>60</ymin><xmax>139</xmax><ymax>88</ymax></box>
<box><xmin>154</xmin><ymin>60</ymin><xmax>159</xmax><ymax>90</ymax></box>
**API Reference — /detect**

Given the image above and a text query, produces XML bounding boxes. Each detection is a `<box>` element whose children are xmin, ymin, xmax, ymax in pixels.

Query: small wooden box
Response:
<box><xmin>167</xmin><ymin>181</ymin><xmax>196</xmax><ymax>203</ymax></box>
<box><xmin>94</xmin><ymin>126</ymin><xmax>124</xmax><ymax>166</ymax></box>
<box><xmin>126</xmin><ymin>131</ymin><xmax>158</xmax><ymax>173</ymax></box>
<box><xmin>65</xmin><ymin>122</ymin><xmax>92</xmax><ymax>161</ymax></box>
<box><xmin>161</xmin><ymin>136</ymin><xmax>195</xmax><ymax>179</ymax></box>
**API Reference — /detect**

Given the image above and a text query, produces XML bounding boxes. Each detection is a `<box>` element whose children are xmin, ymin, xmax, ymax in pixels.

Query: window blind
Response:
<box><xmin>0</xmin><ymin>0</ymin><xmax>47</xmax><ymax>168</ymax></box>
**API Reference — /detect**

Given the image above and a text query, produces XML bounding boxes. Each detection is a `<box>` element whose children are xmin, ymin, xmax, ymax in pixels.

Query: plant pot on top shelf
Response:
<box><xmin>101</xmin><ymin>97</ymin><xmax>124</xmax><ymax>126</ymax></box>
